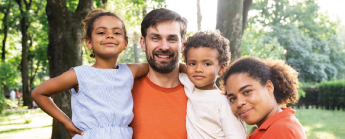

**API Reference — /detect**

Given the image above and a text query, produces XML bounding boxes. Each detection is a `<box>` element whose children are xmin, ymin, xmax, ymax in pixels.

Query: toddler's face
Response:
<box><xmin>186</xmin><ymin>47</ymin><xmax>224</xmax><ymax>90</ymax></box>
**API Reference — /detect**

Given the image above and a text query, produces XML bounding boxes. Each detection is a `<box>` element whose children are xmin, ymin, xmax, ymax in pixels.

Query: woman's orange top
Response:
<box><xmin>248</xmin><ymin>108</ymin><xmax>306</xmax><ymax>139</ymax></box>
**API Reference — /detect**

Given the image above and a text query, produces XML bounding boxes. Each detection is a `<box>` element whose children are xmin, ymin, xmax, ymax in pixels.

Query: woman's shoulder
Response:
<box><xmin>267</xmin><ymin>114</ymin><xmax>306</xmax><ymax>138</ymax></box>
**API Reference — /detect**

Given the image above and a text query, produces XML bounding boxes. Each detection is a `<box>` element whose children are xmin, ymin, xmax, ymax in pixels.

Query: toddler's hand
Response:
<box><xmin>64</xmin><ymin>121</ymin><xmax>84</xmax><ymax>138</ymax></box>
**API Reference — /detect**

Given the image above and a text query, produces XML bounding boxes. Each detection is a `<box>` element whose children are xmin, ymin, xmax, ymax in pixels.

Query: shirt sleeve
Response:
<box><xmin>219</xmin><ymin>96</ymin><xmax>247</xmax><ymax>139</ymax></box>
<box><xmin>179</xmin><ymin>73</ymin><xmax>195</xmax><ymax>97</ymax></box>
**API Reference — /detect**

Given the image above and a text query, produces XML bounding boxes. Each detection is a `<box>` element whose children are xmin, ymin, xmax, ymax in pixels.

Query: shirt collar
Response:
<box><xmin>258</xmin><ymin>107</ymin><xmax>295</xmax><ymax>130</ymax></box>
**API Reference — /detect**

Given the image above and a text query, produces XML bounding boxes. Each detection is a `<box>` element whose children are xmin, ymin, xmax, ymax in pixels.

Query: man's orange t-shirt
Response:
<box><xmin>248</xmin><ymin>108</ymin><xmax>306</xmax><ymax>139</ymax></box>
<box><xmin>130</xmin><ymin>75</ymin><xmax>188</xmax><ymax>139</ymax></box>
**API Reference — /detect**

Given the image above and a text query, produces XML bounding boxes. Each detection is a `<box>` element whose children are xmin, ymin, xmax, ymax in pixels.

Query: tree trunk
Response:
<box><xmin>133</xmin><ymin>32</ymin><xmax>139</xmax><ymax>63</ymax></box>
<box><xmin>1</xmin><ymin>0</ymin><xmax>12</xmax><ymax>61</ymax></box>
<box><xmin>102</xmin><ymin>0</ymin><xmax>107</xmax><ymax>8</ymax></box>
<box><xmin>46</xmin><ymin>0</ymin><xmax>93</xmax><ymax>138</ymax></box>
<box><xmin>197</xmin><ymin>0</ymin><xmax>202</xmax><ymax>31</ymax></box>
<box><xmin>242</xmin><ymin>0</ymin><xmax>252</xmax><ymax>34</ymax></box>
<box><xmin>216</xmin><ymin>0</ymin><xmax>243</xmax><ymax>62</ymax></box>
<box><xmin>16</xmin><ymin>0</ymin><xmax>33</xmax><ymax>107</ymax></box>
<box><xmin>142</xmin><ymin>0</ymin><xmax>147</xmax><ymax>17</ymax></box>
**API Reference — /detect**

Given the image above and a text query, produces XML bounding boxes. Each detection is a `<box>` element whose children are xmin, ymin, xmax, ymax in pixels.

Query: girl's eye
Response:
<box><xmin>205</xmin><ymin>63</ymin><xmax>211</xmax><ymax>66</ymax></box>
<box><xmin>98</xmin><ymin>32</ymin><xmax>105</xmax><ymax>35</ymax></box>
<box><xmin>114</xmin><ymin>32</ymin><xmax>122</xmax><ymax>35</ymax></box>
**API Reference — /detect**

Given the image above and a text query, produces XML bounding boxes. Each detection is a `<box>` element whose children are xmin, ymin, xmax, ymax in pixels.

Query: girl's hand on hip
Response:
<box><xmin>64</xmin><ymin>121</ymin><xmax>84</xmax><ymax>138</ymax></box>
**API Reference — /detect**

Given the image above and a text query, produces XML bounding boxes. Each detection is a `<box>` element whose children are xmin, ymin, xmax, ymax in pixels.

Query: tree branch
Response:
<box><xmin>74</xmin><ymin>0</ymin><xmax>93</xmax><ymax>19</ymax></box>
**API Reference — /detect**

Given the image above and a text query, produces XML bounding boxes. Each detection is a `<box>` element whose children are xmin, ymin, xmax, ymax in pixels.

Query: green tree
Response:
<box><xmin>243</xmin><ymin>0</ymin><xmax>345</xmax><ymax>82</ymax></box>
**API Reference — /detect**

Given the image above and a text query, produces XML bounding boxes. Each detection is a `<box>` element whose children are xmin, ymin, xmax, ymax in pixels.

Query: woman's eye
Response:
<box><xmin>244</xmin><ymin>90</ymin><xmax>251</xmax><ymax>95</ymax></box>
<box><xmin>229</xmin><ymin>97</ymin><xmax>236</xmax><ymax>102</ymax></box>
<box><xmin>114</xmin><ymin>32</ymin><xmax>122</xmax><ymax>35</ymax></box>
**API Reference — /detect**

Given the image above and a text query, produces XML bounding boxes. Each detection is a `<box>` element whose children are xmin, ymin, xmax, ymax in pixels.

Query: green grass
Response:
<box><xmin>295</xmin><ymin>109</ymin><xmax>345</xmax><ymax>139</ymax></box>
<box><xmin>0</xmin><ymin>109</ymin><xmax>52</xmax><ymax>139</ymax></box>
<box><xmin>245</xmin><ymin>108</ymin><xmax>345</xmax><ymax>139</ymax></box>
<box><xmin>0</xmin><ymin>108</ymin><xmax>344</xmax><ymax>139</ymax></box>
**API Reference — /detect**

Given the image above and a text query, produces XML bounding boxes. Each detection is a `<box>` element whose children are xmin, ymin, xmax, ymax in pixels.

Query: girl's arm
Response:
<box><xmin>127</xmin><ymin>63</ymin><xmax>149</xmax><ymax>78</ymax></box>
<box><xmin>31</xmin><ymin>69</ymin><xmax>83</xmax><ymax>137</ymax></box>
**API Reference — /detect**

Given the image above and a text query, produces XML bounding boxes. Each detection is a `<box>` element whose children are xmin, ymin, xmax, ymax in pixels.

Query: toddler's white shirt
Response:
<box><xmin>179</xmin><ymin>73</ymin><xmax>247</xmax><ymax>139</ymax></box>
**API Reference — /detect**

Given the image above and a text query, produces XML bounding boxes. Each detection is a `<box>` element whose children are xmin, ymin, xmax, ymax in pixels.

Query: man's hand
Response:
<box><xmin>64</xmin><ymin>121</ymin><xmax>84</xmax><ymax>138</ymax></box>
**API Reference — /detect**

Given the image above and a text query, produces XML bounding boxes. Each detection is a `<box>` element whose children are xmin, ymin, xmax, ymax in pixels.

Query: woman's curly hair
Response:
<box><xmin>183</xmin><ymin>30</ymin><xmax>230</xmax><ymax>66</ymax></box>
<box><xmin>221</xmin><ymin>56</ymin><xmax>299</xmax><ymax>105</ymax></box>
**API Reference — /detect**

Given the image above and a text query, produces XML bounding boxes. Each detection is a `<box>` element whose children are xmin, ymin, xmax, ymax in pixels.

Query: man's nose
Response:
<box><xmin>159</xmin><ymin>39</ymin><xmax>169</xmax><ymax>50</ymax></box>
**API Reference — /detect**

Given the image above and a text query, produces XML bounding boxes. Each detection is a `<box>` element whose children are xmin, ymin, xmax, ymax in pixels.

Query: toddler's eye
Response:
<box><xmin>189</xmin><ymin>63</ymin><xmax>196</xmax><ymax>66</ymax></box>
<box><xmin>205</xmin><ymin>63</ymin><xmax>211</xmax><ymax>66</ymax></box>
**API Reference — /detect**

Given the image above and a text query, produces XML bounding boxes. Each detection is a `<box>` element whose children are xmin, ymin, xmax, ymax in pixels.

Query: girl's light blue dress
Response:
<box><xmin>70</xmin><ymin>64</ymin><xmax>133</xmax><ymax>139</ymax></box>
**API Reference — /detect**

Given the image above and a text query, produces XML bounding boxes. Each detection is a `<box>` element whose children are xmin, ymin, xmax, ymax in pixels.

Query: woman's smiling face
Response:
<box><xmin>225</xmin><ymin>73</ymin><xmax>276</xmax><ymax>127</ymax></box>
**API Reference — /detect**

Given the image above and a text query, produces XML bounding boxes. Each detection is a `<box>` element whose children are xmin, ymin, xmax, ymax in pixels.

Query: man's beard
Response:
<box><xmin>146</xmin><ymin>48</ymin><xmax>179</xmax><ymax>74</ymax></box>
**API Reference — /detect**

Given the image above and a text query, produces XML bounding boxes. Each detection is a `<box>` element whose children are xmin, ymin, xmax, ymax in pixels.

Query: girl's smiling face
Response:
<box><xmin>86</xmin><ymin>16</ymin><xmax>128</xmax><ymax>59</ymax></box>
<box><xmin>186</xmin><ymin>47</ymin><xmax>225</xmax><ymax>90</ymax></box>
<box><xmin>225</xmin><ymin>73</ymin><xmax>277</xmax><ymax>127</ymax></box>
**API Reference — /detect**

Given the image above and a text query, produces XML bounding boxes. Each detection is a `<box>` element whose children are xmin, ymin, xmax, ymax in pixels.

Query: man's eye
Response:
<box><xmin>152</xmin><ymin>37</ymin><xmax>158</xmax><ymax>40</ymax></box>
<box><xmin>169</xmin><ymin>38</ymin><xmax>177</xmax><ymax>41</ymax></box>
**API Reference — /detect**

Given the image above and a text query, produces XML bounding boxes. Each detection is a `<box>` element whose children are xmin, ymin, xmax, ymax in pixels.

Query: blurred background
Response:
<box><xmin>0</xmin><ymin>0</ymin><xmax>344</xmax><ymax>138</ymax></box>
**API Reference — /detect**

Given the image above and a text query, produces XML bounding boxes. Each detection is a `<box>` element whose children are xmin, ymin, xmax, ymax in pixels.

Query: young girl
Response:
<box><xmin>179</xmin><ymin>30</ymin><xmax>247</xmax><ymax>139</ymax></box>
<box><xmin>31</xmin><ymin>9</ymin><xmax>148</xmax><ymax>139</ymax></box>
<box><xmin>222</xmin><ymin>57</ymin><xmax>307</xmax><ymax>139</ymax></box>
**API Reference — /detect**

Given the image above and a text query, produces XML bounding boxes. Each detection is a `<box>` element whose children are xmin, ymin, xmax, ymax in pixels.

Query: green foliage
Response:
<box><xmin>0</xmin><ymin>92</ymin><xmax>6</xmax><ymax>114</ymax></box>
<box><xmin>242</xmin><ymin>27</ymin><xmax>285</xmax><ymax>59</ymax></box>
<box><xmin>295</xmin><ymin>80</ymin><xmax>345</xmax><ymax>110</ymax></box>
<box><xmin>244</xmin><ymin>0</ymin><xmax>345</xmax><ymax>83</ymax></box>
<box><xmin>318</xmin><ymin>80</ymin><xmax>345</xmax><ymax>110</ymax></box>
<box><xmin>0</xmin><ymin>61</ymin><xmax>21</xmax><ymax>90</ymax></box>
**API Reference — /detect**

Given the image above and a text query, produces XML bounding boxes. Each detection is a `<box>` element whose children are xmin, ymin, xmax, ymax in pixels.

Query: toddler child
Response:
<box><xmin>179</xmin><ymin>30</ymin><xmax>247</xmax><ymax>139</ymax></box>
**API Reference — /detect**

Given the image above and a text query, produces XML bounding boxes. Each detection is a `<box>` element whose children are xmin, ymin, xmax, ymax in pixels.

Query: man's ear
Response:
<box><xmin>140</xmin><ymin>36</ymin><xmax>146</xmax><ymax>52</ymax></box>
<box><xmin>218</xmin><ymin>64</ymin><xmax>227</xmax><ymax>75</ymax></box>
<box><xmin>85</xmin><ymin>39</ymin><xmax>92</xmax><ymax>50</ymax></box>
<box><xmin>266</xmin><ymin>80</ymin><xmax>274</xmax><ymax>95</ymax></box>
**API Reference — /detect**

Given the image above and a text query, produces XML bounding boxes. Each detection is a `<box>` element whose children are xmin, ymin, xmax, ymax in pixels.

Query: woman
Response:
<box><xmin>222</xmin><ymin>56</ymin><xmax>306</xmax><ymax>139</ymax></box>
